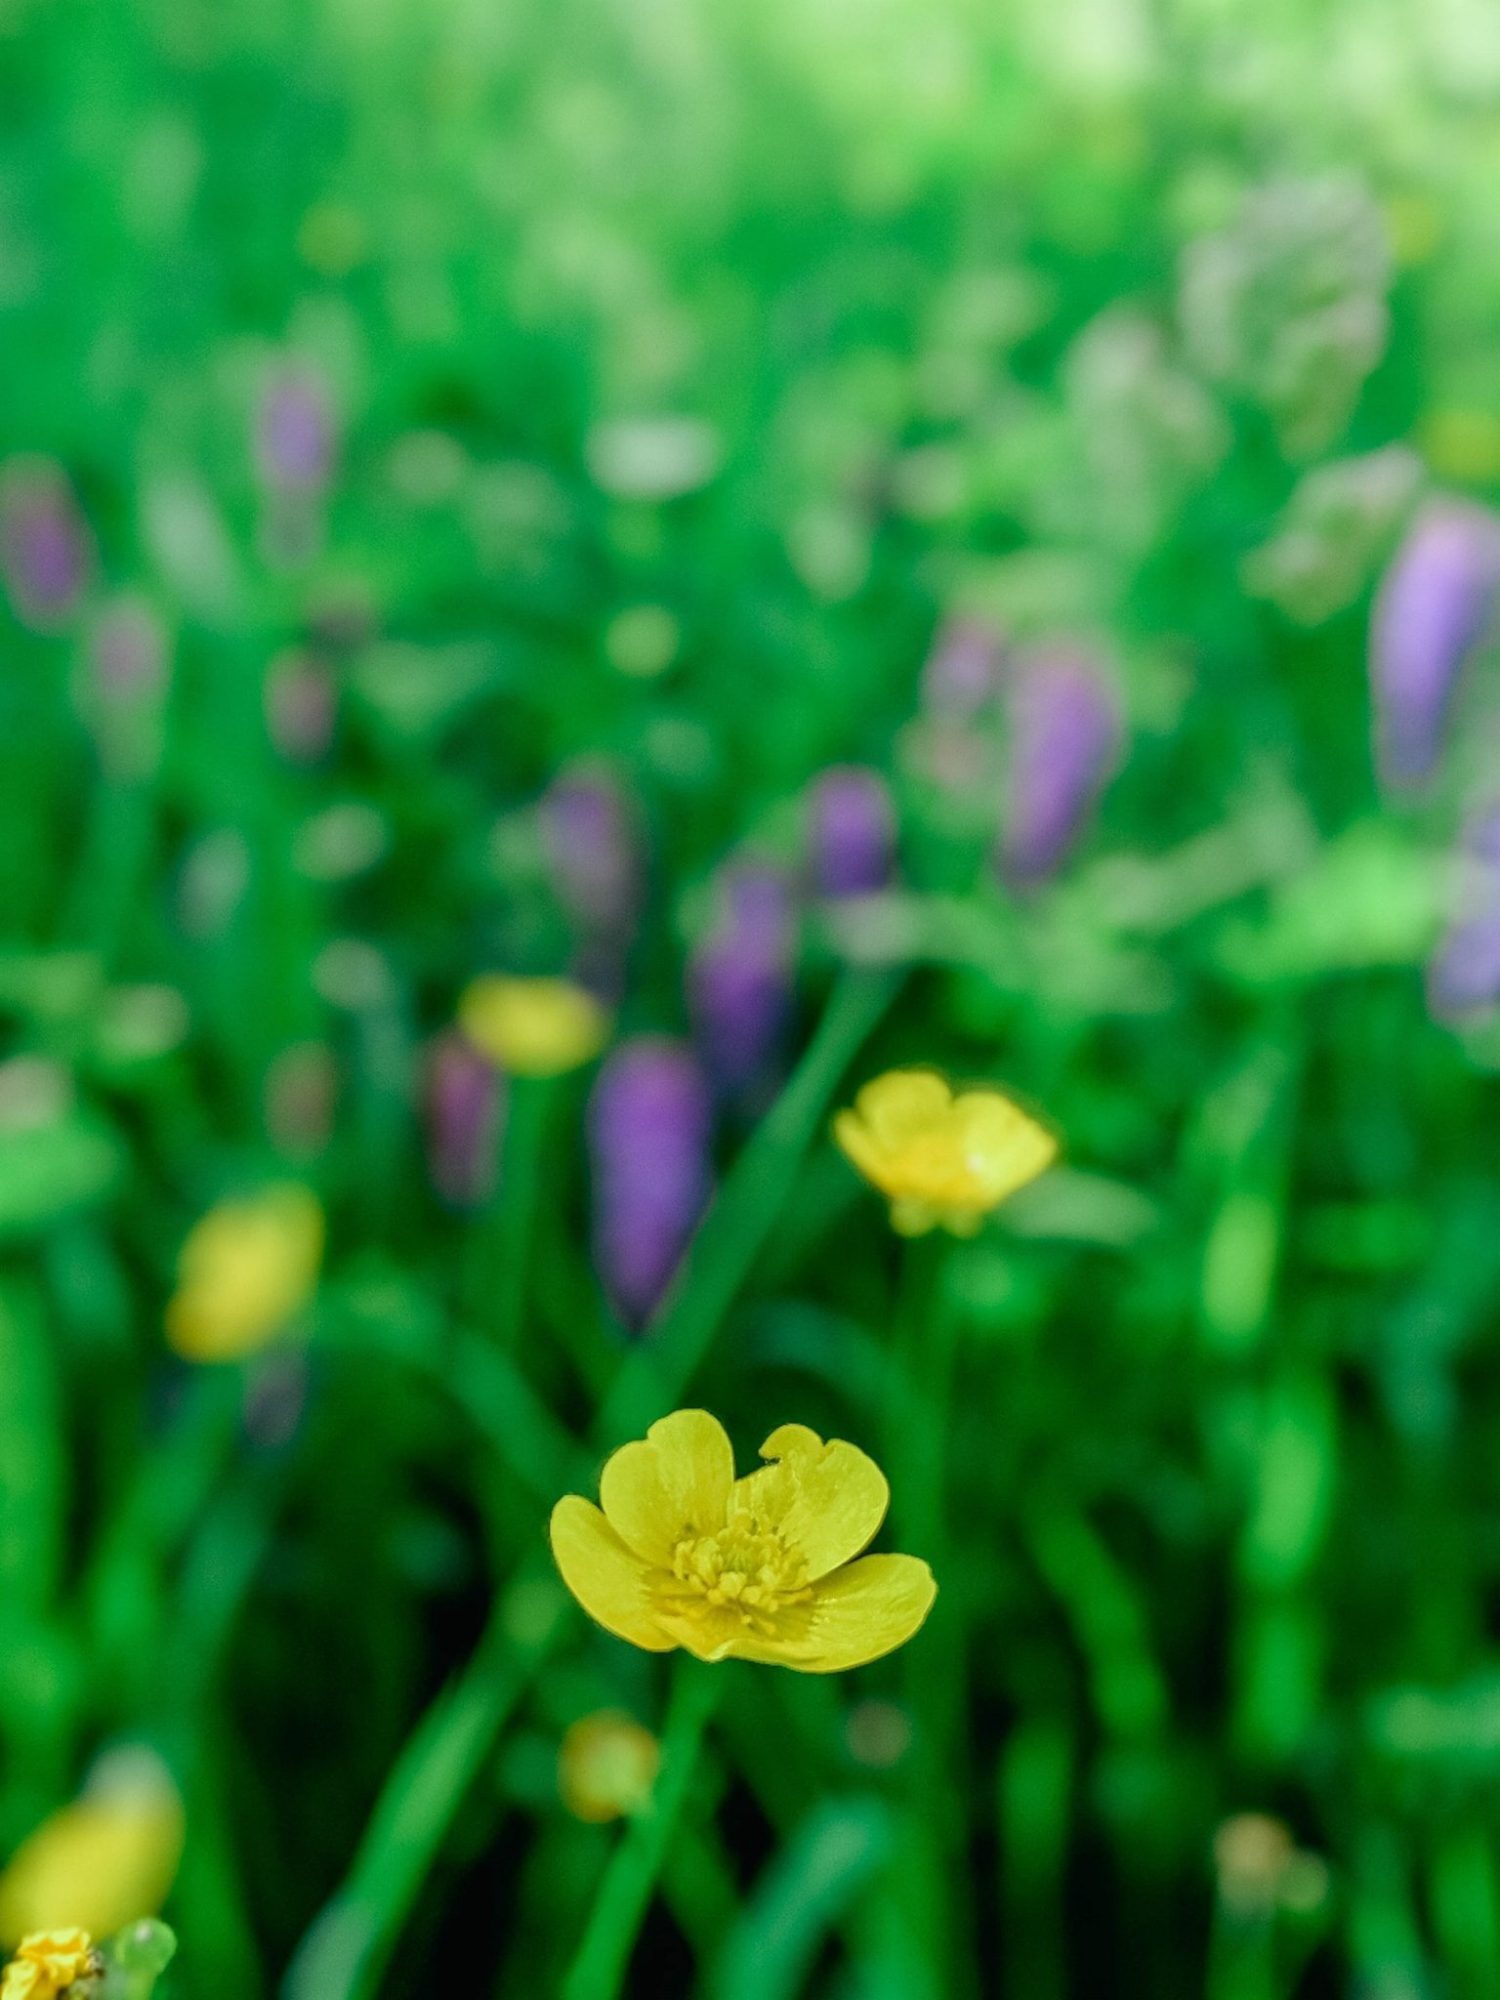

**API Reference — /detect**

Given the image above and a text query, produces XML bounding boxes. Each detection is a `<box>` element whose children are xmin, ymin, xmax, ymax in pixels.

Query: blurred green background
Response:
<box><xmin>8</xmin><ymin>0</ymin><xmax>1500</xmax><ymax>1993</ymax></box>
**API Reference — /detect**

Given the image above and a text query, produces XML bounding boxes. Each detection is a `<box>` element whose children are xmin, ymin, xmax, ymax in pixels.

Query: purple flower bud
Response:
<box><xmin>999</xmin><ymin>646</ymin><xmax>1121</xmax><ymax>886</ymax></box>
<box><xmin>1371</xmin><ymin>500</ymin><xmax>1500</xmax><ymax>788</ymax></box>
<box><xmin>589</xmin><ymin>1037</ymin><xmax>711</xmax><ymax>1327</ymax></box>
<box><xmin>265</xmin><ymin>649</ymin><xmax>337</xmax><ymax>764</ymax></box>
<box><xmin>256</xmin><ymin>368</ymin><xmax>336</xmax><ymax>495</ymax></box>
<box><xmin>542</xmin><ymin>765</ymin><xmax>642</xmax><ymax>934</ymax></box>
<box><xmin>0</xmin><ymin>458</ymin><xmax>91</xmax><ymax>628</ymax></box>
<box><xmin>922</xmin><ymin>616</ymin><xmax>1003</xmax><ymax>717</ymax></box>
<box><xmin>1428</xmin><ymin>806</ymin><xmax>1500</xmax><ymax>1020</ymax></box>
<box><xmin>426</xmin><ymin>1032</ymin><xmax>504</xmax><ymax>1208</ymax></box>
<box><xmin>90</xmin><ymin>596</ymin><xmax>168</xmax><ymax>702</ymax></box>
<box><xmin>687</xmin><ymin>865</ymin><xmax>796</xmax><ymax>1099</ymax></box>
<box><xmin>808</xmin><ymin>767</ymin><xmax>896</xmax><ymax>898</ymax></box>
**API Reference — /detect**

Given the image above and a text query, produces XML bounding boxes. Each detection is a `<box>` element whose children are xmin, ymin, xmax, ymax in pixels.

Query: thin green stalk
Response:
<box><xmin>468</xmin><ymin>1074</ymin><xmax>551</xmax><ymax>1345</ymax></box>
<box><xmin>561</xmin><ymin>1659</ymin><xmax>721</xmax><ymax>2000</ymax></box>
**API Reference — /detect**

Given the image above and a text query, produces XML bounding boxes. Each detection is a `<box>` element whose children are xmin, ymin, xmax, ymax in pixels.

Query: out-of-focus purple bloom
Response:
<box><xmin>542</xmin><ymin>764</ymin><xmax>642</xmax><ymax>935</ymax></box>
<box><xmin>999</xmin><ymin>645</ymin><xmax>1122</xmax><ymax>886</ymax></box>
<box><xmin>921</xmin><ymin>616</ymin><xmax>1004</xmax><ymax>716</ymax></box>
<box><xmin>808</xmin><ymin>767</ymin><xmax>895</xmax><ymax>898</ymax></box>
<box><xmin>1371</xmin><ymin>500</ymin><xmax>1500</xmax><ymax>789</ymax></box>
<box><xmin>590</xmin><ymin>1037</ymin><xmax>712</xmax><ymax>1328</ymax></box>
<box><xmin>688</xmin><ymin>864</ymin><xmax>796</xmax><ymax>1100</ymax></box>
<box><xmin>426</xmin><ymin>1031</ymin><xmax>504</xmax><ymax>1208</ymax></box>
<box><xmin>0</xmin><ymin>457</ymin><xmax>91</xmax><ymax>628</ymax></box>
<box><xmin>266</xmin><ymin>649</ymin><xmax>337</xmax><ymax>764</ymax></box>
<box><xmin>257</xmin><ymin>368</ymin><xmax>336</xmax><ymax>495</ymax></box>
<box><xmin>90</xmin><ymin>596</ymin><xmax>167</xmax><ymax>701</ymax></box>
<box><xmin>1428</xmin><ymin>806</ymin><xmax>1500</xmax><ymax>1020</ymax></box>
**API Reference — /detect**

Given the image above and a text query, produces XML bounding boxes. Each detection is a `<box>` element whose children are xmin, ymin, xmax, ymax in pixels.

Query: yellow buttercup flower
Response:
<box><xmin>166</xmin><ymin>1184</ymin><xmax>323</xmax><ymax>1361</ymax></box>
<box><xmin>550</xmin><ymin>1410</ymin><xmax>936</xmax><ymax>1672</ymax></box>
<box><xmin>1</xmin><ymin>1932</ymin><xmax>99</xmax><ymax>2000</ymax></box>
<box><xmin>558</xmin><ymin>1712</ymin><xmax>661</xmax><ymax>1823</ymax></box>
<box><xmin>833</xmin><ymin>1068</ymin><xmax>1056</xmax><ymax>1236</ymax></box>
<box><xmin>0</xmin><ymin>1751</ymin><xmax>184</xmax><ymax>1948</ymax></box>
<box><xmin>458</xmin><ymin>975</ymin><xmax>610</xmax><ymax>1078</ymax></box>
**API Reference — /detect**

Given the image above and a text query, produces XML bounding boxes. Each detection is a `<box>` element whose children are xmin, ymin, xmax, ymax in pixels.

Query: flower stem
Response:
<box><xmin>561</xmin><ymin>1659</ymin><xmax>721</xmax><ymax>2000</ymax></box>
<box><xmin>475</xmin><ymin>1074</ymin><xmax>550</xmax><ymax>1346</ymax></box>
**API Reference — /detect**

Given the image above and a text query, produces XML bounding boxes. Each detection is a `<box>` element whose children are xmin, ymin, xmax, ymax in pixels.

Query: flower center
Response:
<box><xmin>659</xmin><ymin>1519</ymin><xmax>813</xmax><ymax>1631</ymax></box>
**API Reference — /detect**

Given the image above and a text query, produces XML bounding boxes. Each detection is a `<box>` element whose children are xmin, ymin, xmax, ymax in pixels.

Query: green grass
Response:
<box><xmin>5</xmin><ymin>0</ymin><xmax>1500</xmax><ymax>1994</ymax></box>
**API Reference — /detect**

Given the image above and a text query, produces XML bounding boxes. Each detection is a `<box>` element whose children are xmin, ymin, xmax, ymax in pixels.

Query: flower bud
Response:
<box><xmin>425</xmin><ymin>1031</ymin><xmax>504</xmax><ymax>1207</ymax></box>
<box><xmin>541</xmin><ymin>765</ymin><xmax>641</xmax><ymax>936</ymax></box>
<box><xmin>1371</xmin><ymin>500</ymin><xmax>1500</xmax><ymax>788</ymax></box>
<box><xmin>256</xmin><ymin>368</ymin><xmax>335</xmax><ymax>496</ymax></box>
<box><xmin>687</xmin><ymin>865</ymin><xmax>796</xmax><ymax>1099</ymax></box>
<box><xmin>808</xmin><ymin>767</ymin><xmax>895</xmax><ymax>899</ymax></box>
<box><xmin>0</xmin><ymin>458</ymin><xmax>90</xmax><ymax>629</ymax></box>
<box><xmin>589</xmin><ymin>1037</ymin><xmax>711</xmax><ymax>1327</ymax></box>
<box><xmin>921</xmin><ymin>616</ymin><xmax>1003</xmax><ymax>717</ymax></box>
<box><xmin>999</xmin><ymin>645</ymin><xmax>1121</xmax><ymax>885</ymax></box>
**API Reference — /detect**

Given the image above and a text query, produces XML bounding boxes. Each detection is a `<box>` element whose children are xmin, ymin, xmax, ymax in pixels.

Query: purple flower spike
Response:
<box><xmin>1429</xmin><ymin>806</ymin><xmax>1500</xmax><ymax>1020</ymax></box>
<box><xmin>0</xmin><ymin>458</ymin><xmax>91</xmax><ymax>628</ymax></box>
<box><xmin>1372</xmin><ymin>500</ymin><xmax>1500</xmax><ymax>789</ymax></box>
<box><xmin>809</xmin><ymin>766</ymin><xmax>896</xmax><ymax>898</ymax></box>
<box><xmin>1000</xmin><ymin>645</ymin><xmax>1122</xmax><ymax>886</ymax></box>
<box><xmin>922</xmin><ymin>616</ymin><xmax>1004</xmax><ymax>717</ymax></box>
<box><xmin>257</xmin><ymin>368</ymin><xmax>336</xmax><ymax>495</ymax></box>
<box><xmin>426</xmin><ymin>1032</ymin><xmax>505</xmax><ymax>1207</ymax></box>
<box><xmin>590</xmin><ymin>1037</ymin><xmax>712</xmax><ymax>1328</ymax></box>
<box><xmin>688</xmin><ymin>864</ymin><xmax>797</xmax><ymax>1100</ymax></box>
<box><xmin>542</xmin><ymin>765</ymin><xmax>642</xmax><ymax>935</ymax></box>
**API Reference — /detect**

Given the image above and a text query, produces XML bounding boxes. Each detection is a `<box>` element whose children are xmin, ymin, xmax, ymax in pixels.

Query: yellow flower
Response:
<box><xmin>1</xmin><ymin>1932</ymin><xmax>99</xmax><ymax>2000</ymax></box>
<box><xmin>0</xmin><ymin>1751</ymin><xmax>184</xmax><ymax>1948</ymax></box>
<box><xmin>833</xmin><ymin>1067</ymin><xmax>1056</xmax><ymax>1236</ymax></box>
<box><xmin>558</xmin><ymin>1712</ymin><xmax>661</xmax><ymax>1823</ymax></box>
<box><xmin>166</xmin><ymin>1184</ymin><xmax>323</xmax><ymax>1361</ymax></box>
<box><xmin>458</xmin><ymin>976</ymin><xmax>609</xmax><ymax>1078</ymax></box>
<box><xmin>549</xmin><ymin>1410</ymin><xmax>936</xmax><ymax>1672</ymax></box>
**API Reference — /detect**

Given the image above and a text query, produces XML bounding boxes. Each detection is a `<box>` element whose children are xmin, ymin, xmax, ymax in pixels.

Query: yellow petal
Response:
<box><xmin>954</xmin><ymin>1091</ymin><xmax>1057</xmax><ymax>1203</ymax></box>
<box><xmin>548</xmin><ymin>1497</ymin><xmax>675</xmax><ymax>1652</ymax></box>
<box><xmin>857</xmin><ymin>1069</ymin><xmax>951</xmax><ymax>1146</ymax></box>
<box><xmin>458</xmin><ymin>976</ymin><xmax>609</xmax><ymax>1077</ymax></box>
<box><xmin>0</xmin><ymin>1755</ymin><xmax>183</xmax><ymax>1945</ymax></box>
<box><xmin>735</xmin><ymin>1555</ymin><xmax>937</xmax><ymax>1672</ymax></box>
<box><xmin>598</xmin><ymin>1410</ymin><xmax>735</xmax><ymax>1565</ymax></box>
<box><xmin>890</xmin><ymin>1197</ymin><xmax>940</xmax><ymax>1236</ymax></box>
<box><xmin>733</xmin><ymin>1426</ymin><xmax>889</xmax><ymax>1581</ymax></box>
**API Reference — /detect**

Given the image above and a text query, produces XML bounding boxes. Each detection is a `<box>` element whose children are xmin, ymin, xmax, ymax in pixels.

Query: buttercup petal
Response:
<box><xmin>599</xmin><ymin>1409</ymin><xmax>735</xmax><ymax>1565</ymax></box>
<box><xmin>735</xmin><ymin>1554</ymin><xmax>937</xmax><ymax>1672</ymax></box>
<box><xmin>652</xmin><ymin>1602</ymin><xmax>745</xmax><ymax>1663</ymax></box>
<box><xmin>831</xmin><ymin>1106</ymin><xmax>890</xmax><ymax>1186</ymax></box>
<box><xmin>549</xmin><ymin>1497</ymin><xmax>675</xmax><ymax>1652</ymax></box>
<box><xmin>734</xmin><ymin>1426</ymin><xmax>889</xmax><ymax>1581</ymax></box>
<box><xmin>955</xmin><ymin>1091</ymin><xmax>1057</xmax><ymax>1202</ymax></box>
<box><xmin>890</xmin><ymin>1197</ymin><xmax>941</xmax><ymax>1236</ymax></box>
<box><xmin>857</xmin><ymin>1069</ymin><xmax>951</xmax><ymax>1147</ymax></box>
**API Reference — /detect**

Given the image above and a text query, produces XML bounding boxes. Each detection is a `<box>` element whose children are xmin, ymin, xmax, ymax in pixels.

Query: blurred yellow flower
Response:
<box><xmin>1421</xmin><ymin>407</ymin><xmax>1500</xmax><ymax>485</ymax></box>
<box><xmin>166</xmin><ymin>1185</ymin><xmax>323</xmax><ymax>1361</ymax></box>
<box><xmin>458</xmin><ymin>975</ymin><xmax>609</xmax><ymax>1077</ymax></box>
<box><xmin>558</xmin><ymin>1712</ymin><xmax>661</xmax><ymax>1823</ymax></box>
<box><xmin>550</xmin><ymin>1409</ymin><xmax>935</xmax><ymax>1672</ymax></box>
<box><xmin>1</xmin><ymin>1931</ymin><xmax>99</xmax><ymax>2000</ymax></box>
<box><xmin>833</xmin><ymin>1068</ymin><xmax>1056</xmax><ymax>1236</ymax></box>
<box><xmin>0</xmin><ymin>1752</ymin><xmax>184</xmax><ymax>1949</ymax></box>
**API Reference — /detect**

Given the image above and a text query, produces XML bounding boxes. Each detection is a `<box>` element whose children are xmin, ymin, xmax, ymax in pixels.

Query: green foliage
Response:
<box><xmin>5</xmin><ymin>0</ymin><xmax>1500</xmax><ymax>1995</ymax></box>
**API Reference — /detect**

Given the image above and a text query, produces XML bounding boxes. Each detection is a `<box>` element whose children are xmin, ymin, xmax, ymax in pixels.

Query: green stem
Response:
<box><xmin>561</xmin><ymin>1660</ymin><xmax>721</xmax><ymax>2000</ymax></box>
<box><xmin>472</xmin><ymin>1075</ymin><xmax>550</xmax><ymax>1346</ymax></box>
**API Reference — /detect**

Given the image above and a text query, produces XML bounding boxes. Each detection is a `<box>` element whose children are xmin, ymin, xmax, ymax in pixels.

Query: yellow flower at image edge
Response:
<box><xmin>458</xmin><ymin>975</ymin><xmax>610</xmax><ymax>1078</ymax></box>
<box><xmin>166</xmin><ymin>1184</ymin><xmax>323</xmax><ymax>1361</ymax></box>
<box><xmin>550</xmin><ymin>1410</ymin><xmax>936</xmax><ymax>1672</ymax></box>
<box><xmin>834</xmin><ymin>1067</ymin><xmax>1056</xmax><ymax>1237</ymax></box>
<box><xmin>0</xmin><ymin>1750</ymin><xmax>184</xmax><ymax>1950</ymax></box>
<box><xmin>1</xmin><ymin>1932</ymin><xmax>100</xmax><ymax>2000</ymax></box>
